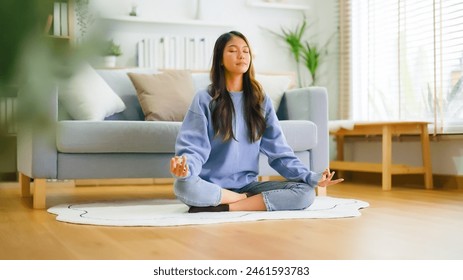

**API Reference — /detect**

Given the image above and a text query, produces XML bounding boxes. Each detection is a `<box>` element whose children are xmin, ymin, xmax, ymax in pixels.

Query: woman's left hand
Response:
<box><xmin>318</xmin><ymin>168</ymin><xmax>344</xmax><ymax>187</ymax></box>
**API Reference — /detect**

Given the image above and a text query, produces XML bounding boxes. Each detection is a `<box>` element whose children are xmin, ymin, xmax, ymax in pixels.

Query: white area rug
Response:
<box><xmin>47</xmin><ymin>196</ymin><xmax>369</xmax><ymax>227</ymax></box>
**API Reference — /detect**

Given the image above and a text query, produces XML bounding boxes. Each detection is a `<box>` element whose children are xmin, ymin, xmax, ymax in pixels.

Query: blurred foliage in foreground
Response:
<box><xmin>0</xmin><ymin>0</ymin><xmax>106</xmax><ymax>151</ymax></box>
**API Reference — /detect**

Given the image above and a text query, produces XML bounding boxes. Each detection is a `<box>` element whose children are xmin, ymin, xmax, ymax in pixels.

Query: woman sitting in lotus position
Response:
<box><xmin>170</xmin><ymin>31</ymin><xmax>343</xmax><ymax>213</ymax></box>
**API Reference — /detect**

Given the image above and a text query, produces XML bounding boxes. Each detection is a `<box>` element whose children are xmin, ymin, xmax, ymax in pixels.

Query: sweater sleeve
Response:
<box><xmin>259</xmin><ymin>96</ymin><xmax>322</xmax><ymax>187</ymax></box>
<box><xmin>174</xmin><ymin>93</ymin><xmax>211</xmax><ymax>180</ymax></box>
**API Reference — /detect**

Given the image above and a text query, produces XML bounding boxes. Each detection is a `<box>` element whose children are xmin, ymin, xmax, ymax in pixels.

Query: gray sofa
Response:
<box><xmin>17</xmin><ymin>68</ymin><xmax>329</xmax><ymax>209</ymax></box>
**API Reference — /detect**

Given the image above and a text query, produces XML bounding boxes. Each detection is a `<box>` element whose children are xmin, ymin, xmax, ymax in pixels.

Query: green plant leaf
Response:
<box><xmin>263</xmin><ymin>15</ymin><xmax>335</xmax><ymax>87</ymax></box>
<box><xmin>280</xmin><ymin>20</ymin><xmax>306</xmax><ymax>63</ymax></box>
<box><xmin>301</xmin><ymin>42</ymin><xmax>321</xmax><ymax>85</ymax></box>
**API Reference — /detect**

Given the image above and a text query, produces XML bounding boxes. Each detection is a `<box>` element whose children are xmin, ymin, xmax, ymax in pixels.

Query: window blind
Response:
<box><xmin>338</xmin><ymin>0</ymin><xmax>352</xmax><ymax>119</ymax></box>
<box><xmin>342</xmin><ymin>0</ymin><xmax>463</xmax><ymax>134</ymax></box>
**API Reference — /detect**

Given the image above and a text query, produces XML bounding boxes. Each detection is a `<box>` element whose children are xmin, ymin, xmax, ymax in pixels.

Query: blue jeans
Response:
<box><xmin>174</xmin><ymin>176</ymin><xmax>315</xmax><ymax>211</ymax></box>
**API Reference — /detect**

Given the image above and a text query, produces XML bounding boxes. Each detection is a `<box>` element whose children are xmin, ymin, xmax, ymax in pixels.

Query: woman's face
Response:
<box><xmin>222</xmin><ymin>36</ymin><xmax>251</xmax><ymax>76</ymax></box>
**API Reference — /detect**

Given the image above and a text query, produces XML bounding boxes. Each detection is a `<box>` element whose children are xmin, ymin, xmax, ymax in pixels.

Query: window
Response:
<box><xmin>340</xmin><ymin>0</ymin><xmax>463</xmax><ymax>134</ymax></box>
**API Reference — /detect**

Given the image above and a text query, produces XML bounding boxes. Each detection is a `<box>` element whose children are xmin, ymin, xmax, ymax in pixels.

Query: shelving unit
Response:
<box><xmin>45</xmin><ymin>0</ymin><xmax>75</xmax><ymax>46</ymax></box>
<box><xmin>246</xmin><ymin>0</ymin><xmax>310</xmax><ymax>11</ymax></box>
<box><xmin>101</xmin><ymin>15</ymin><xmax>234</xmax><ymax>28</ymax></box>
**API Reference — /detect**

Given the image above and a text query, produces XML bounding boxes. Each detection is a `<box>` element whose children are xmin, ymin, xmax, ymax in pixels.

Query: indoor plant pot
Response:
<box><xmin>103</xmin><ymin>39</ymin><xmax>122</xmax><ymax>68</ymax></box>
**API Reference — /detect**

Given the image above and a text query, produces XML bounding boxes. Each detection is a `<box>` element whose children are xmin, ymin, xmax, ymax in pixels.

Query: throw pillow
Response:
<box><xmin>59</xmin><ymin>63</ymin><xmax>126</xmax><ymax>120</ymax></box>
<box><xmin>256</xmin><ymin>74</ymin><xmax>293</xmax><ymax>111</ymax></box>
<box><xmin>127</xmin><ymin>70</ymin><xmax>195</xmax><ymax>121</ymax></box>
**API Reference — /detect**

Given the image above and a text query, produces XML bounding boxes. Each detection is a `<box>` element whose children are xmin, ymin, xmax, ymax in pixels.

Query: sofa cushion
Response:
<box><xmin>56</xmin><ymin>121</ymin><xmax>181</xmax><ymax>153</ymax></box>
<box><xmin>279</xmin><ymin>120</ymin><xmax>317</xmax><ymax>151</ymax></box>
<box><xmin>56</xmin><ymin>120</ymin><xmax>317</xmax><ymax>154</ymax></box>
<box><xmin>94</xmin><ymin>69</ymin><xmax>292</xmax><ymax>120</ymax></box>
<box><xmin>128</xmin><ymin>70</ymin><xmax>195</xmax><ymax>121</ymax></box>
<box><xmin>97</xmin><ymin>69</ymin><xmax>207</xmax><ymax>120</ymax></box>
<box><xmin>59</xmin><ymin>63</ymin><xmax>126</xmax><ymax>120</ymax></box>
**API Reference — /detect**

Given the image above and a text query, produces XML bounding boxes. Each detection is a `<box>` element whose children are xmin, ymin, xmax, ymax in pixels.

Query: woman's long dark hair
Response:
<box><xmin>209</xmin><ymin>31</ymin><xmax>266</xmax><ymax>143</ymax></box>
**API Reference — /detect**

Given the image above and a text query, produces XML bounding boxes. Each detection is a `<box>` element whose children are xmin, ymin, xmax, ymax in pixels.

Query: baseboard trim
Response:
<box><xmin>346</xmin><ymin>172</ymin><xmax>463</xmax><ymax>189</ymax></box>
<box><xmin>0</xmin><ymin>172</ymin><xmax>17</xmax><ymax>182</ymax></box>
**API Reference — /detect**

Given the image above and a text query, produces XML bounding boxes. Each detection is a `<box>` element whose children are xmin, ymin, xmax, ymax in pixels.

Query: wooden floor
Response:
<box><xmin>0</xmin><ymin>180</ymin><xmax>462</xmax><ymax>260</ymax></box>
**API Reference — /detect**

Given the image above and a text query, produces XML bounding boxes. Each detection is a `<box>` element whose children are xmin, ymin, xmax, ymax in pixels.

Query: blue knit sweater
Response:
<box><xmin>175</xmin><ymin>89</ymin><xmax>321</xmax><ymax>189</ymax></box>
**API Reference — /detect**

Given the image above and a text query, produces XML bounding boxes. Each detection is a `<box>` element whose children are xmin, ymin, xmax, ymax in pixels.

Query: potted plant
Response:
<box><xmin>301</xmin><ymin>34</ymin><xmax>334</xmax><ymax>86</ymax></box>
<box><xmin>103</xmin><ymin>39</ymin><xmax>122</xmax><ymax>68</ymax></box>
<box><xmin>266</xmin><ymin>18</ymin><xmax>306</xmax><ymax>87</ymax></box>
<box><xmin>266</xmin><ymin>16</ymin><xmax>334</xmax><ymax>86</ymax></box>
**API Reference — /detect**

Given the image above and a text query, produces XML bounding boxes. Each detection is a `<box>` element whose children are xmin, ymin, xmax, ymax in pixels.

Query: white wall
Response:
<box><xmin>90</xmin><ymin>0</ymin><xmax>306</xmax><ymax>70</ymax></box>
<box><xmin>89</xmin><ymin>0</ymin><xmax>340</xmax><ymax>119</ymax></box>
<box><xmin>89</xmin><ymin>0</ymin><xmax>338</xmax><ymax>89</ymax></box>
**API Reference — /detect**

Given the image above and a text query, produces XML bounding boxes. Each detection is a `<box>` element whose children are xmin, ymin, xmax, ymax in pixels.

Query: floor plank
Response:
<box><xmin>0</xmin><ymin>180</ymin><xmax>462</xmax><ymax>260</ymax></box>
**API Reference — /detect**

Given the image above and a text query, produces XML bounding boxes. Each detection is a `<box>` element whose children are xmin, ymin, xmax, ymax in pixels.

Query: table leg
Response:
<box><xmin>336</xmin><ymin>135</ymin><xmax>345</xmax><ymax>179</ymax></box>
<box><xmin>420</xmin><ymin>124</ymin><xmax>433</xmax><ymax>189</ymax></box>
<box><xmin>382</xmin><ymin>125</ymin><xmax>392</xmax><ymax>191</ymax></box>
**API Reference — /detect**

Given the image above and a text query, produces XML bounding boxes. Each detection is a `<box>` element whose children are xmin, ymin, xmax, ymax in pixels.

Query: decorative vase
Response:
<box><xmin>104</xmin><ymin>56</ymin><xmax>117</xmax><ymax>68</ymax></box>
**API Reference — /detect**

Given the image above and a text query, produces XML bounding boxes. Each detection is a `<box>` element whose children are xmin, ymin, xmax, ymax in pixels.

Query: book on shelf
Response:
<box><xmin>53</xmin><ymin>2</ymin><xmax>61</xmax><ymax>36</ymax></box>
<box><xmin>52</xmin><ymin>1</ymin><xmax>69</xmax><ymax>37</ymax></box>
<box><xmin>186</xmin><ymin>37</ymin><xmax>195</xmax><ymax>70</ymax></box>
<box><xmin>60</xmin><ymin>1</ymin><xmax>68</xmax><ymax>36</ymax></box>
<box><xmin>137</xmin><ymin>35</ymin><xmax>211</xmax><ymax>70</ymax></box>
<box><xmin>197</xmin><ymin>38</ymin><xmax>206</xmax><ymax>69</ymax></box>
<box><xmin>137</xmin><ymin>41</ymin><xmax>144</xmax><ymax>67</ymax></box>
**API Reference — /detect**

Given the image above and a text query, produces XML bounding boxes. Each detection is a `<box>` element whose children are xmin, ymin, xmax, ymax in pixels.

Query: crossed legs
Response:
<box><xmin>174</xmin><ymin>176</ymin><xmax>315</xmax><ymax>212</ymax></box>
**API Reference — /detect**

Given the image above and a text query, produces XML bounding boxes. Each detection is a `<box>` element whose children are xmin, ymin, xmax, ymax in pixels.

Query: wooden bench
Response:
<box><xmin>330</xmin><ymin>121</ymin><xmax>433</xmax><ymax>191</ymax></box>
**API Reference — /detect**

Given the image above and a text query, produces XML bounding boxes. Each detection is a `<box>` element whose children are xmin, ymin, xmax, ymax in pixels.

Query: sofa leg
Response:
<box><xmin>33</xmin><ymin>179</ymin><xmax>47</xmax><ymax>209</ymax></box>
<box><xmin>19</xmin><ymin>172</ymin><xmax>31</xmax><ymax>197</ymax></box>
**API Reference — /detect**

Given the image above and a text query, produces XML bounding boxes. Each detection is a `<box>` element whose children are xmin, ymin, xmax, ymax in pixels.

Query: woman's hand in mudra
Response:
<box><xmin>318</xmin><ymin>168</ymin><xmax>344</xmax><ymax>187</ymax></box>
<box><xmin>170</xmin><ymin>155</ymin><xmax>189</xmax><ymax>178</ymax></box>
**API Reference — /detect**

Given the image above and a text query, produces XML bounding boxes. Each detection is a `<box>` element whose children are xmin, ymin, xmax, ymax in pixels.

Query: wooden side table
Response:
<box><xmin>330</xmin><ymin>121</ymin><xmax>433</xmax><ymax>191</ymax></box>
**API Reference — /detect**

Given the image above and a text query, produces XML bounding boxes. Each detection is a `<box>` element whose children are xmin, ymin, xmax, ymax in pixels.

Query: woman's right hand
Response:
<box><xmin>170</xmin><ymin>155</ymin><xmax>189</xmax><ymax>178</ymax></box>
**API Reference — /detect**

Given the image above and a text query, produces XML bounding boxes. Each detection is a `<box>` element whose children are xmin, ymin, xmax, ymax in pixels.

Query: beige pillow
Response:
<box><xmin>127</xmin><ymin>70</ymin><xmax>195</xmax><ymax>121</ymax></box>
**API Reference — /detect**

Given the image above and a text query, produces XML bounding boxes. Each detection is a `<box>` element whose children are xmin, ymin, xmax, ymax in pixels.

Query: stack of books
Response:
<box><xmin>137</xmin><ymin>36</ymin><xmax>212</xmax><ymax>70</ymax></box>
<box><xmin>45</xmin><ymin>1</ymin><xmax>69</xmax><ymax>37</ymax></box>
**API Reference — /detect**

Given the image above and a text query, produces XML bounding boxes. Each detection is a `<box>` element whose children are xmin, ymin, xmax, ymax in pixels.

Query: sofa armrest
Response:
<box><xmin>277</xmin><ymin>87</ymin><xmax>329</xmax><ymax>173</ymax></box>
<box><xmin>17</xmin><ymin>86</ymin><xmax>59</xmax><ymax>179</ymax></box>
